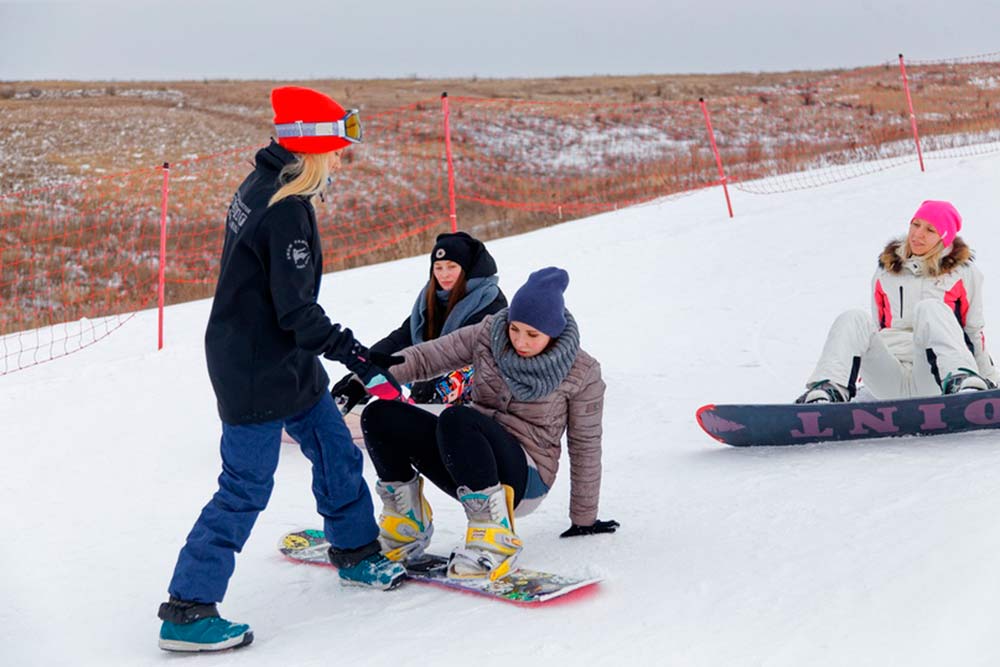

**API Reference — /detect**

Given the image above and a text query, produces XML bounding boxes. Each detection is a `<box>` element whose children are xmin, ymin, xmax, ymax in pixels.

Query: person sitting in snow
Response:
<box><xmin>359</xmin><ymin>267</ymin><xmax>619</xmax><ymax>582</ymax></box>
<box><xmin>157</xmin><ymin>87</ymin><xmax>408</xmax><ymax>653</ymax></box>
<box><xmin>331</xmin><ymin>231</ymin><xmax>507</xmax><ymax>413</ymax></box>
<box><xmin>796</xmin><ymin>200</ymin><xmax>1000</xmax><ymax>404</ymax></box>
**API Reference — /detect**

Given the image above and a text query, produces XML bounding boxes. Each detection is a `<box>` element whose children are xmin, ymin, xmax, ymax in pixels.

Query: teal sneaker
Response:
<box><xmin>157</xmin><ymin>597</ymin><xmax>252</xmax><ymax>652</ymax></box>
<box><xmin>159</xmin><ymin>617</ymin><xmax>253</xmax><ymax>652</ymax></box>
<box><xmin>328</xmin><ymin>540</ymin><xmax>407</xmax><ymax>590</ymax></box>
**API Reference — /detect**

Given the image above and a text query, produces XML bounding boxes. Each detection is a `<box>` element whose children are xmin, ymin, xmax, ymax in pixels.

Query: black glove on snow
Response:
<box><xmin>559</xmin><ymin>519</ymin><xmax>620</xmax><ymax>538</ymax></box>
<box><xmin>331</xmin><ymin>373</ymin><xmax>369</xmax><ymax>414</ymax></box>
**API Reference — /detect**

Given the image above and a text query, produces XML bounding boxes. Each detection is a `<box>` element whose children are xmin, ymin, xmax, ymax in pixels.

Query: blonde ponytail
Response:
<box><xmin>268</xmin><ymin>152</ymin><xmax>331</xmax><ymax>207</ymax></box>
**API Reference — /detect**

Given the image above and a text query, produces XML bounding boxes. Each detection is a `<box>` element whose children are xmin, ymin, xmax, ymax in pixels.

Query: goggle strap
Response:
<box><xmin>274</xmin><ymin>110</ymin><xmax>361</xmax><ymax>142</ymax></box>
<box><xmin>274</xmin><ymin>120</ymin><xmax>345</xmax><ymax>138</ymax></box>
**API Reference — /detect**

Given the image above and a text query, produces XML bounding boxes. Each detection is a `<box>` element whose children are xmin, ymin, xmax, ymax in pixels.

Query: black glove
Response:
<box><xmin>342</xmin><ymin>346</ymin><xmax>406</xmax><ymax>402</ymax></box>
<box><xmin>322</xmin><ymin>326</ymin><xmax>361</xmax><ymax>364</ymax></box>
<box><xmin>368</xmin><ymin>350</ymin><xmax>404</xmax><ymax>371</ymax></box>
<box><xmin>331</xmin><ymin>373</ymin><xmax>369</xmax><ymax>414</ymax></box>
<box><xmin>559</xmin><ymin>519</ymin><xmax>620</xmax><ymax>538</ymax></box>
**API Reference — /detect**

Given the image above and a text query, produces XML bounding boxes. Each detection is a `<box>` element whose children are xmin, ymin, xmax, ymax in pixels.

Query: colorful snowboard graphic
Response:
<box><xmin>279</xmin><ymin>529</ymin><xmax>600</xmax><ymax>605</ymax></box>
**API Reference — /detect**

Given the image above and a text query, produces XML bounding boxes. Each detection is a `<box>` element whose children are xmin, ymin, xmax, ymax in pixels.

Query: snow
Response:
<box><xmin>4</xmin><ymin>149</ymin><xmax>1000</xmax><ymax>666</ymax></box>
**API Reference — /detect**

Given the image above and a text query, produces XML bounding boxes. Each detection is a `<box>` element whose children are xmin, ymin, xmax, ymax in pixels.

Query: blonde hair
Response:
<box><xmin>900</xmin><ymin>237</ymin><xmax>947</xmax><ymax>276</ymax></box>
<box><xmin>268</xmin><ymin>152</ymin><xmax>333</xmax><ymax>207</ymax></box>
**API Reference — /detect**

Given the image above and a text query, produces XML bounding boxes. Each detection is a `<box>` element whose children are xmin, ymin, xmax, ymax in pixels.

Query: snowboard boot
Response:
<box><xmin>795</xmin><ymin>379</ymin><xmax>849</xmax><ymax>404</ymax></box>
<box><xmin>941</xmin><ymin>367</ymin><xmax>990</xmax><ymax>394</ymax></box>
<box><xmin>328</xmin><ymin>540</ymin><xmax>407</xmax><ymax>590</ymax></box>
<box><xmin>375</xmin><ymin>474</ymin><xmax>434</xmax><ymax>562</ymax></box>
<box><xmin>448</xmin><ymin>483</ymin><xmax>523</xmax><ymax>582</ymax></box>
<box><xmin>157</xmin><ymin>597</ymin><xmax>253</xmax><ymax>652</ymax></box>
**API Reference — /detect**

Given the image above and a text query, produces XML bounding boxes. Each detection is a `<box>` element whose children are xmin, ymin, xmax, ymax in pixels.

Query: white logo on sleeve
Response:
<box><xmin>226</xmin><ymin>192</ymin><xmax>251</xmax><ymax>234</ymax></box>
<box><xmin>286</xmin><ymin>240</ymin><xmax>311</xmax><ymax>269</ymax></box>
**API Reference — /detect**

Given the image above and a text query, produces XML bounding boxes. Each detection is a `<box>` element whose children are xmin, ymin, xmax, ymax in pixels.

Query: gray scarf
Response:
<box><xmin>409</xmin><ymin>275</ymin><xmax>501</xmax><ymax>344</ymax></box>
<box><xmin>490</xmin><ymin>308</ymin><xmax>580</xmax><ymax>401</ymax></box>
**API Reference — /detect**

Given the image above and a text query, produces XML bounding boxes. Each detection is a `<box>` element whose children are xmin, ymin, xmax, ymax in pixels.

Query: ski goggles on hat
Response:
<box><xmin>274</xmin><ymin>108</ymin><xmax>363</xmax><ymax>144</ymax></box>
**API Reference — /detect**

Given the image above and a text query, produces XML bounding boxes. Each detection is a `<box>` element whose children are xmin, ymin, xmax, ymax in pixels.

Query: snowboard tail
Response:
<box><xmin>696</xmin><ymin>388</ymin><xmax>1000</xmax><ymax>446</ymax></box>
<box><xmin>279</xmin><ymin>529</ymin><xmax>600</xmax><ymax>605</ymax></box>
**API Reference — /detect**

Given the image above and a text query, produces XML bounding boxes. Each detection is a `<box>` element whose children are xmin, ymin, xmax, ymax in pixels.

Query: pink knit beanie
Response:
<box><xmin>912</xmin><ymin>200</ymin><xmax>962</xmax><ymax>247</ymax></box>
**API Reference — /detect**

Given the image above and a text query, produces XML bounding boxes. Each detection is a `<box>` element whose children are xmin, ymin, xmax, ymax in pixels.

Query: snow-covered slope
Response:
<box><xmin>4</xmin><ymin>151</ymin><xmax>1000</xmax><ymax>666</ymax></box>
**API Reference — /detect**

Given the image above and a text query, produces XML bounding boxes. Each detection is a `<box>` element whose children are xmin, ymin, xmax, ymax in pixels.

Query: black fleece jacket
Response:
<box><xmin>205</xmin><ymin>142</ymin><xmax>355</xmax><ymax>424</ymax></box>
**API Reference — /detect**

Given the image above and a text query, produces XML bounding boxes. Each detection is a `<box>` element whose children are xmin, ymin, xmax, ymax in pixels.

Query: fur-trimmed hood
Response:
<box><xmin>878</xmin><ymin>236</ymin><xmax>973</xmax><ymax>276</ymax></box>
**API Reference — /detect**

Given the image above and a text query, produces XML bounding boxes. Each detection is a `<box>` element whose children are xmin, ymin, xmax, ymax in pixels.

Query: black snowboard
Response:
<box><xmin>696</xmin><ymin>389</ymin><xmax>1000</xmax><ymax>446</ymax></box>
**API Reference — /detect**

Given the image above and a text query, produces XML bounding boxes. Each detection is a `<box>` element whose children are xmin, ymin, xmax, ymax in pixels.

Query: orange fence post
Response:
<box><xmin>898</xmin><ymin>53</ymin><xmax>926</xmax><ymax>173</ymax></box>
<box><xmin>699</xmin><ymin>98</ymin><xmax>734</xmax><ymax>218</ymax></box>
<box><xmin>157</xmin><ymin>161</ymin><xmax>170</xmax><ymax>350</ymax></box>
<box><xmin>441</xmin><ymin>92</ymin><xmax>458</xmax><ymax>232</ymax></box>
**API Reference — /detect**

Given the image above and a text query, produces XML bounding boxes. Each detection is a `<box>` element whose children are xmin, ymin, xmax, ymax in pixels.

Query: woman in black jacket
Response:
<box><xmin>157</xmin><ymin>86</ymin><xmax>406</xmax><ymax>653</ymax></box>
<box><xmin>332</xmin><ymin>231</ymin><xmax>507</xmax><ymax>411</ymax></box>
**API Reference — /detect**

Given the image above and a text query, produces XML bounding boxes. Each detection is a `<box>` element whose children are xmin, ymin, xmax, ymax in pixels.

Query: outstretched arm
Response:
<box><xmin>391</xmin><ymin>317</ymin><xmax>486</xmax><ymax>385</ymax></box>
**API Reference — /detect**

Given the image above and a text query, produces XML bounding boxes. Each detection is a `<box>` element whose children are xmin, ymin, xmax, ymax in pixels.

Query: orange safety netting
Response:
<box><xmin>903</xmin><ymin>51</ymin><xmax>1000</xmax><ymax>161</ymax></box>
<box><xmin>724</xmin><ymin>53</ymin><xmax>1000</xmax><ymax>194</ymax></box>
<box><xmin>446</xmin><ymin>96</ymin><xmax>719</xmax><ymax>215</ymax></box>
<box><xmin>1</xmin><ymin>100</ymin><xmax>449</xmax><ymax>375</ymax></box>
<box><xmin>0</xmin><ymin>167</ymin><xmax>163</xmax><ymax>373</ymax></box>
<box><xmin>4</xmin><ymin>52</ymin><xmax>1000</xmax><ymax>375</ymax></box>
<box><xmin>163</xmin><ymin>100</ymin><xmax>448</xmax><ymax>292</ymax></box>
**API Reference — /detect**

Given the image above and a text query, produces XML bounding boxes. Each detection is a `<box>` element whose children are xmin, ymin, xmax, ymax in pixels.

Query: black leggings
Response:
<box><xmin>360</xmin><ymin>401</ymin><xmax>528</xmax><ymax>506</ymax></box>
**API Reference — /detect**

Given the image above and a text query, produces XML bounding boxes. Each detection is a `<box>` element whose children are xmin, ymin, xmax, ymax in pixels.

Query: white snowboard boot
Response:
<box><xmin>375</xmin><ymin>474</ymin><xmax>433</xmax><ymax>562</ymax></box>
<box><xmin>448</xmin><ymin>483</ymin><xmax>522</xmax><ymax>582</ymax></box>
<box><xmin>795</xmin><ymin>379</ymin><xmax>849</xmax><ymax>404</ymax></box>
<box><xmin>941</xmin><ymin>368</ymin><xmax>990</xmax><ymax>394</ymax></box>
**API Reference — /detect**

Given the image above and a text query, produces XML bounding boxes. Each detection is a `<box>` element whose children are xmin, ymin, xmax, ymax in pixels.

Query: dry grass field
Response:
<box><xmin>0</xmin><ymin>71</ymin><xmax>831</xmax><ymax>194</ymax></box>
<box><xmin>2</xmin><ymin>63</ymin><xmax>998</xmax><ymax>336</ymax></box>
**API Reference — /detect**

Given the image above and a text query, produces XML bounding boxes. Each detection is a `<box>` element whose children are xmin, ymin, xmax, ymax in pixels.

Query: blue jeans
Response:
<box><xmin>167</xmin><ymin>393</ymin><xmax>378</xmax><ymax>603</ymax></box>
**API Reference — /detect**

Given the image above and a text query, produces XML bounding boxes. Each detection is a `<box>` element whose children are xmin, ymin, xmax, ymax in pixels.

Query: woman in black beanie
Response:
<box><xmin>331</xmin><ymin>231</ymin><xmax>507</xmax><ymax>411</ymax></box>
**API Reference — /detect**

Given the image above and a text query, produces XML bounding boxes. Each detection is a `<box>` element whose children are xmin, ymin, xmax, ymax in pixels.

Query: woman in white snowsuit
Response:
<box><xmin>797</xmin><ymin>200</ymin><xmax>999</xmax><ymax>403</ymax></box>
<box><xmin>360</xmin><ymin>267</ymin><xmax>619</xmax><ymax>581</ymax></box>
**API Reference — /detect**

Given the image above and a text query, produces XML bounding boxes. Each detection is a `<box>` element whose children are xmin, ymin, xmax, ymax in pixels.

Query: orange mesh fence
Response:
<box><xmin>722</xmin><ymin>54</ymin><xmax>1000</xmax><ymax>194</ymax></box>
<box><xmin>717</xmin><ymin>65</ymin><xmax>918</xmax><ymax>194</ymax></box>
<box><xmin>1</xmin><ymin>100</ymin><xmax>449</xmax><ymax>375</ymax></box>
<box><xmin>162</xmin><ymin>145</ymin><xmax>262</xmax><ymax>303</ymax></box>
<box><xmin>0</xmin><ymin>167</ymin><xmax>163</xmax><ymax>374</ymax></box>
<box><xmin>902</xmin><ymin>52</ymin><xmax>1000</xmax><ymax>161</ymax></box>
<box><xmin>446</xmin><ymin>97</ymin><xmax>720</xmax><ymax>216</ymax></box>
<box><xmin>318</xmin><ymin>100</ymin><xmax>448</xmax><ymax>265</ymax></box>
<box><xmin>4</xmin><ymin>52</ymin><xmax>1000</xmax><ymax>375</ymax></box>
<box><xmin>163</xmin><ymin>100</ymin><xmax>449</xmax><ymax>301</ymax></box>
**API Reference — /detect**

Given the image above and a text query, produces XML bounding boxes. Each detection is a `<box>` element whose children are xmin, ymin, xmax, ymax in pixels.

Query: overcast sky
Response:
<box><xmin>2</xmin><ymin>0</ymin><xmax>998</xmax><ymax>80</ymax></box>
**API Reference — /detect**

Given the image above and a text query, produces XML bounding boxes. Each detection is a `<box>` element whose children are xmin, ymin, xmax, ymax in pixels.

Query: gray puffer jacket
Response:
<box><xmin>391</xmin><ymin>312</ymin><xmax>605</xmax><ymax>525</ymax></box>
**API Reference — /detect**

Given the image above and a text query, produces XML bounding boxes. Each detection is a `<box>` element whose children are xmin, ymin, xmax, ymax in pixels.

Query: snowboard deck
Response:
<box><xmin>697</xmin><ymin>388</ymin><xmax>1000</xmax><ymax>446</ymax></box>
<box><xmin>279</xmin><ymin>529</ymin><xmax>601</xmax><ymax>605</ymax></box>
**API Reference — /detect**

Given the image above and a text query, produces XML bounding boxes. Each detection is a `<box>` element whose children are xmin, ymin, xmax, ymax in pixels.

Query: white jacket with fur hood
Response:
<box><xmin>872</xmin><ymin>237</ymin><xmax>999</xmax><ymax>383</ymax></box>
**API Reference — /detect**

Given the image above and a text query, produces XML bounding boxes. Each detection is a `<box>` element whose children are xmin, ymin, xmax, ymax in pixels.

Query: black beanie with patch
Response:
<box><xmin>430</xmin><ymin>232</ymin><xmax>496</xmax><ymax>278</ymax></box>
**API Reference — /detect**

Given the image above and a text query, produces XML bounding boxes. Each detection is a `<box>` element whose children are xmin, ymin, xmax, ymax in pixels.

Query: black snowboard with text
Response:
<box><xmin>697</xmin><ymin>389</ymin><xmax>1000</xmax><ymax>446</ymax></box>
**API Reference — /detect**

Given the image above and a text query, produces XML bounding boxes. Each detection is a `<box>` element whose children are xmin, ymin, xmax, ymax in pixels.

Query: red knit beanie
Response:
<box><xmin>271</xmin><ymin>86</ymin><xmax>350</xmax><ymax>154</ymax></box>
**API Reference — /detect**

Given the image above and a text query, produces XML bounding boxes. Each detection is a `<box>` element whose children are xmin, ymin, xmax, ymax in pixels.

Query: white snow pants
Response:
<box><xmin>806</xmin><ymin>299</ymin><xmax>978</xmax><ymax>400</ymax></box>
